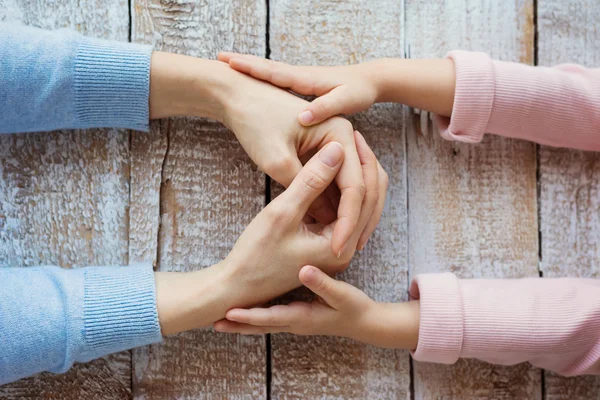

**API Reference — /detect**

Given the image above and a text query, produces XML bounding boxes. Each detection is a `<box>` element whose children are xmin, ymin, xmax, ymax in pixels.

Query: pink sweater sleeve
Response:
<box><xmin>435</xmin><ymin>51</ymin><xmax>600</xmax><ymax>150</ymax></box>
<box><xmin>409</xmin><ymin>273</ymin><xmax>600</xmax><ymax>376</ymax></box>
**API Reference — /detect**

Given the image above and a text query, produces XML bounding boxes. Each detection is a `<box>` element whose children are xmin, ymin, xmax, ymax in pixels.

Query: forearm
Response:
<box><xmin>0</xmin><ymin>23</ymin><xmax>151</xmax><ymax>134</ymax></box>
<box><xmin>373</xmin><ymin>58</ymin><xmax>456</xmax><ymax>117</ymax></box>
<box><xmin>357</xmin><ymin>301</ymin><xmax>420</xmax><ymax>350</ymax></box>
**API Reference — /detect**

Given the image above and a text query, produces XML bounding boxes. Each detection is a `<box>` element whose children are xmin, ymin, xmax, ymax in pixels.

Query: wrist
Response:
<box><xmin>359</xmin><ymin>301</ymin><xmax>420</xmax><ymax>349</ymax></box>
<box><xmin>370</xmin><ymin>58</ymin><xmax>401</xmax><ymax>104</ymax></box>
<box><xmin>155</xmin><ymin>262</ymin><xmax>236</xmax><ymax>335</ymax></box>
<box><xmin>149</xmin><ymin>52</ymin><xmax>235</xmax><ymax>122</ymax></box>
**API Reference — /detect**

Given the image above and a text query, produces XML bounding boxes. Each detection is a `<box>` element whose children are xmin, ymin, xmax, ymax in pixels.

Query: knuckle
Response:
<box><xmin>315</xmin><ymin>276</ymin><xmax>330</xmax><ymax>293</ymax></box>
<box><xmin>332</xmin><ymin>117</ymin><xmax>353</xmax><ymax>133</ymax></box>
<box><xmin>300</xmin><ymin>169</ymin><xmax>328</xmax><ymax>191</ymax></box>
<box><xmin>264</xmin><ymin>202</ymin><xmax>291</xmax><ymax>223</ymax></box>
<box><xmin>314</xmin><ymin>100</ymin><xmax>330</xmax><ymax>115</ymax></box>
<box><xmin>264</xmin><ymin>155</ymin><xmax>295</xmax><ymax>175</ymax></box>
<box><xmin>356</xmin><ymin>182</ymin><xmax>367</xmax><ymax>198</ymax></box>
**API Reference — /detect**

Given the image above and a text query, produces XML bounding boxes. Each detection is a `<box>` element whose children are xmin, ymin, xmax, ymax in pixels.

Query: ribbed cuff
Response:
<box><xmin>82</xmin><ymin>263</ymin><xmax>162</xmax><ymax>358</ymax></box>
<box><xmin>409</xmin><ymin>273</ymin><xmax>464</xmax><ymax>364</ymax></box>
<box><xmin>74</xmin><ymin>38</ymin><xmax>153</xmax><ymax>131</ymax></box>
<box><xmin>434</xmin><ymin>51</ymin><xmax>495</xmax><ymax>144</ymax></box>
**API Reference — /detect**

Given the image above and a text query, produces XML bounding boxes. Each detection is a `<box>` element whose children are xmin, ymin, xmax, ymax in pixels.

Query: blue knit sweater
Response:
<box><xmin>0</xmin><ymin>24</ymin><xmax>163</xmax><ymax>385</ymax></box>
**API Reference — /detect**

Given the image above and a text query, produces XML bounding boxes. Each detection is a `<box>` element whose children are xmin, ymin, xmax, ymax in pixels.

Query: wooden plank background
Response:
<box><xmin>0</xmin><ymin>0</ymin><xmax>598</xmax><ymax>399</ymax></box>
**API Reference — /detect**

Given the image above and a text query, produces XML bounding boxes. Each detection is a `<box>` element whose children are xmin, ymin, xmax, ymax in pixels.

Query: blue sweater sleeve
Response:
<box><xmin>0</xmin><ymin>23</ymin><xmax>152</xmax><ymax>133</ymax></box>
<box><xmin>0</xmin><ymin>263</ymin><xmax>163</xmax><ymax>385</ymax></box>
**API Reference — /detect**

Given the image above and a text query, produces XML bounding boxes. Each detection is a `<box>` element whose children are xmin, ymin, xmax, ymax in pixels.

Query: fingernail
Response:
<box><xmin>304</xmin><ymin>266</ymin><xmax>316</xmax><ymax>282</ymax></box>
<box><xmin>319</xmin><ymin>142</ymin><xmax>343</xmax><ymax>167</ymax></box>
<box><xmin>354</xmin><ymin>130</ymin><xmax>366</xmax><ymax>143</ymax></box>
<box><xmin>337</xmin><ymin>242</ymin><xmax>348</xmax><ymax>259</ymax></box>
<box><xmin>299</xmin><ymin>110</ymin><xmax>314</xmax><ymax>124</ymax></box>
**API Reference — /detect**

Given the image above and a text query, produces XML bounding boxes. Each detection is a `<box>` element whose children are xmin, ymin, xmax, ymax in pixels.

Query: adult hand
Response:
<box><xmin>149</xmin><ymin>52</ymin><xmax>388</xmax><ymax>253</ymax></box>
<box><xmin>220</xmin><ymin>70</ymin><xmax>389</xmax><ymax>252</ymax></box>
<box><xmin>155</xmin><ymin>132</ymin><xmax>384</xmax><ymax>335</ymax></box>
<box><xmin>220</xmin><ymin>133</ymin><xmax>384</xmax><ymax>309</ymax></box>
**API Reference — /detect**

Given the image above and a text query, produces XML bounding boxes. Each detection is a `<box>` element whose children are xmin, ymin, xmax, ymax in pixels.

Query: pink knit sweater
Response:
<box><xmin>411</xmin><ymin>51</ymin><xmax>600</xmax><ymax>376</ymax></box>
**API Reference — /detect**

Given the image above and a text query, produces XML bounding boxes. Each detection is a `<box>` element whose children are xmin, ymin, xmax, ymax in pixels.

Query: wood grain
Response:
<box><xmin>537</xmin><ymin>0</ymin><xmax>600</xmax><ymax>397</ymax></box>
<box><xmin>405</xmin><ymin>1</ymin><xmax>542</xmax><ymax>399</ymax></box>
<box><xmin>130</xmin><ymin>1</ymin><xmax>268</xmax><ymax>398</ymax></box>
<box><xmin>0</xmin><ymin>1</ymin><xmax>132</xmax><ymax>398</ymax></box>
<box><xmin>269</xmin><ymin>1</ymin><xmax>410</xmax><ymax>398</ymax></box>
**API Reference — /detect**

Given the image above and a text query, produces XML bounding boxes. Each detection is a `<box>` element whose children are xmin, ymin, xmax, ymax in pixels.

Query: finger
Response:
<box><xmin>358</xmin><ymin>161</ymin><xmax>388</xmax><ymax>250</ymax></box>
<box><xmin>299</xmin><ymin>265</ymin><xmax>352</xmax><ymax>310</ymax></box>
<box><xmin>266</xmin><ymin>155</ymin><xmax>337</xmax><ymax>225</ymax></box>
<box><xmin>330</xmin><ymin>130</ymin><xmax>365</xmax><ymax>257</ymax></box>
<box><xmin>226</xmin><ymin>305</ymin><xmax>300</xmax><ymax>327</ymax></box>
<box><xmin>299</xmin><ymin>86</ymin><xmax>362</xmax><ymax>126</ymax></box>
<box><xmin>217</xmin><ymin>51</ymin><xmax>244</xmax><ymax>62</ymax></box>
<box><xmin>214</xmin><ymin>320</ymin><xmax>289</xmax><ymax>335</ymax></box>
<box><xmin>218</xmin><ymin>52</ymin><xmax>269</xmax><ymax>63</ymax></box>
<box><xmin>353</xmin><ymin>130</ymin><xmax>381</xmax><ymax>250</ymax></box>
<box><xmin>278</xmin><ymin>142</ymin><xmax>344</xmax><ymax>219</ymax></box>
<box><xmin>227</xmin><ymin>56</ymin><xmax>318</xmax><ymax>95</ymax></box>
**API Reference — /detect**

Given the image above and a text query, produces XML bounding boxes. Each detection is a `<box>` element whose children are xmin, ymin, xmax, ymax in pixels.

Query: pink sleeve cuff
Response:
<box><xmin>409</xmin><ymin>273</ymin><xmax>464</xmax><ymax>364</ymax></box>
<box><xmin>435</xmin><ymin>51</ymin><xmax>600</xmax><ymax>150</ymax></box>
<box><xmin>410</xmin><ymin>274</ymin><xmax>600</xmax><ymax>376</ymax></box>
<box><xmin>435</xmin><ymin>51</ymin><xmax>495</xmax><ymax>143</ymax></box>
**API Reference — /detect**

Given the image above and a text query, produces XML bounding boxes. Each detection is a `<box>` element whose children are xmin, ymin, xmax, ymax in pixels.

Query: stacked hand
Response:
<box><xmin>156</xmin><ymin>134</ymin><xmax>384</xmax><ymax>335</ymax></box>
<box><xmin>150</xmin><ymin>52</ymin><xmax>417</xmax><ymax>349</ymax></box>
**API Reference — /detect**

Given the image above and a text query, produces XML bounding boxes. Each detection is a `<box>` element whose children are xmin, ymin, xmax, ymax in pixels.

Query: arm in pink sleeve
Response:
<box><xmin>435</xmin><ymin>51</ymin><xmax>600</xmax><ymax>151</ymax></box>
<box><xmin>410</xmin><ymin>273</ymin><xmax>600</xmax><ymax>376</ymax></box>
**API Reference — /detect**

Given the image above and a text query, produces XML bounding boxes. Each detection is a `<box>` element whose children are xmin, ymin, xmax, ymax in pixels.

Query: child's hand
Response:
<box><xmin>214</xmin><ymin>266</ymin><xmax>420</xmax><ymax>350</ymax></box>
<box><xmin>218</xmin><ymin>52</ymin><xmax>383</xmax><ymax>126</ymax></box>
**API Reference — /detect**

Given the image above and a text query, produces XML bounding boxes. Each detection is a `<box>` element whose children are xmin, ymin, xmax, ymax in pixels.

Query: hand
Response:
<box><xmin>149</xmin><ymin>51</ymin><xmax>386</xmax><ymax>254</ymax></box>
<box><xmin>221</xmin><ymin>134</ymin><xmax>384</xmax><ymax>313</ymax></box>
<box><xmin>155</xmin><ymin>141</ymin><xmax>348</xmax><ymax>335</ymax></box>
<box><xmin>218</xmin><ymin>68</ymin><xmax>388</xmax><ymax>253</ymax></box>
<box><xmin>218</xmin><ymin>52</ymin><xmax>382</xmax><ymax>126</ymax></box>
<box><xmin>214</xmin><ymin>266</ymin><xmax>420</xmax><ymax>350</ymax></box>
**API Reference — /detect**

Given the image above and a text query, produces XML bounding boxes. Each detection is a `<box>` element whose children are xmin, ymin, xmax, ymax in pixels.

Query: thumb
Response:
<box><xmin>299</xmin><ymin>266</ymin><xmax>348</xmax><ymax>309</ymax></box>
<box><xmin>298</xmin><ymin>86</ymin><xmax>354</xmax><ymax>126</ymax></box>
<box><xmin>278</xmin><ymin>142</ymin><xmax>344</xmax><ymax>216</ymax></box>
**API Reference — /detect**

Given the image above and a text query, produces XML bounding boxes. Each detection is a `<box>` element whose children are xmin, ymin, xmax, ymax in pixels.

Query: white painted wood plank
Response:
<box><xmin>538</xmin><ymin>0</ymin><xmax>600</xmax><ymax>397</ymax></box>
<box><xmin>131</xmin><ymin>1</ymin><xmax>268</xmax><ymax>398</ymax></box>
<box><xmin>405</xmin><ymin>1</ymin><xmax>542</xmax><ymax>398</ymax></box>
<box><xmin>269</xmin><ymin>1</ymin><xmax>411</xmax><ymax>398</ymax></box>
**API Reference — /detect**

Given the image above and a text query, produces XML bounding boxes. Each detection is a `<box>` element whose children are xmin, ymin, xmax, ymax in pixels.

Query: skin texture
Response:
<box><xmin>155</xmin><ymin>137</ymin><xmax>384</xmax><ymax>335</ymax></box>
<box><xmin>214</xmin><ymin>265</ymin><xmax>420</xmax><ymax>351</ymax></box>
<box><xmin>217</xmin><ymin>53</ymin><xmax>456</xmax><ymax>126</ymax></box>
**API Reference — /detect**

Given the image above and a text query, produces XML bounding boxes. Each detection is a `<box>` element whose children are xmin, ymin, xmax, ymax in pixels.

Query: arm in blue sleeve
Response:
<box><xmin>0</xmin><ymin>263</ymin><xmax>163</xmax><ymax>385</ymax></box>
<box><xmin>0</xmin><ymin>23</ymin><xmax>152</xmax><ymax>133</ymax></box>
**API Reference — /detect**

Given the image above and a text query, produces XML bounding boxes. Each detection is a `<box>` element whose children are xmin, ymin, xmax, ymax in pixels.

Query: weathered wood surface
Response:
<box><xmin>0</xmin><ymin>1</ymin><xmax>133</xmax><ymax>399</ymax></box>
<box><xmin>269</xmin><ymin>1</ymin><xmax>410</xmax><ymax>399</ymax></box>
<box><xmin>1</xmin><ymin>0</ymin><xmax>599</xmax><ymax>398</ymax></box>
<box><xmin>130</xmin><ymin>1</ymin><xmax>268</xmax><ymax>398</ymax></box>
<box><xmin>405</xmin><ymin>1</ymin><xmax>542</xmax><ymax>399</ymax></box>
<box><xmin>538</xmin><ymin>1</ymin><xmax>600</xmax><ymax>398</ymax></box>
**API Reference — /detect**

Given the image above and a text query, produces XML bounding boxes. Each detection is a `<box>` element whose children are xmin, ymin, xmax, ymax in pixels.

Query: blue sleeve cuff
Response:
<box><xmin>80</xmin><ymin>263</ymin><xmax>162</xmax><ymax>361</ymax></box>
<box><xmin>74</xmin><ymin>37</ymin><xmax>153</xmax><ymax>132</ymax></box>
